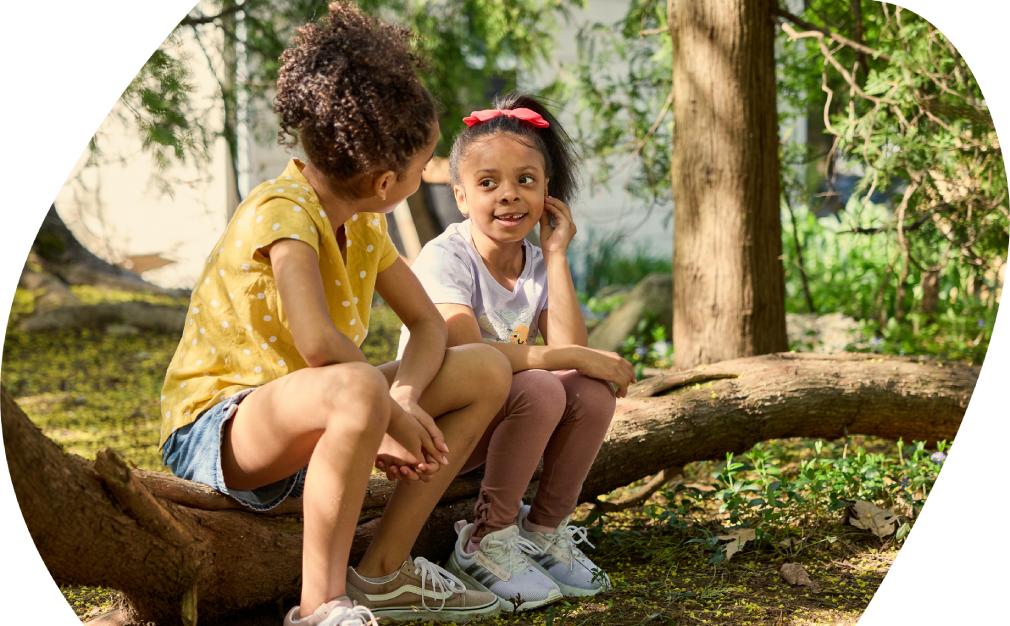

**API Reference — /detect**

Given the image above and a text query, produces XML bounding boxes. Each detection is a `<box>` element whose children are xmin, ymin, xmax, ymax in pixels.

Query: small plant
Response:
<box><xmin>617</xmin><ymin>312</ymin><xmax>672</xmax><ymax>378</ymax></box>
<box><xmin>643</xmin><ymin>437</ymin><xmax>948</xmax><ymax>564</ymax></box>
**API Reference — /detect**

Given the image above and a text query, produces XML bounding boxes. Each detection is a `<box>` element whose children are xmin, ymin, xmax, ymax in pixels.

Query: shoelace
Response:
<box><xmin>541</xmin><ymin>524</ymin><xmax>596</xmax><ymax>572</ymax></box>
<box><xmin>318</xmin><ymin>604</ymin><xmax>380</xmax><ymax>626</ymax></box>
<box><xmin>413</xmin><ymin>556</ymin><xmax>466</xmax><ymax>613</ymax></box>
<box><xmin>483</xmin><ymin>533</ymin><xmax>542</xmax><ymax>575</ymax></box>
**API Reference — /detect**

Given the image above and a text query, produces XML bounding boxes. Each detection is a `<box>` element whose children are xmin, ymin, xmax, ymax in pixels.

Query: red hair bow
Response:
<box><xmin>462</xmin><ymin>108</ymin><xmax>550</xmax><ymax>128</ymax></box>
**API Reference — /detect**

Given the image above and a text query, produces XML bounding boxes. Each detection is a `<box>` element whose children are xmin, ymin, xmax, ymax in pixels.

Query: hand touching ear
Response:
<box><xmin>540</xmin><ymin>196</ymin><xmax>577</xmax><ymax>259</ymax></box>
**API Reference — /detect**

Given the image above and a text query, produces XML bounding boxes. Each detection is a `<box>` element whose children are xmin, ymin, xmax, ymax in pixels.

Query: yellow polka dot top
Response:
<box><xmin>158</xmin><ymin>159</ymin><xmax>399</xmax><ymax>449</ymax></box>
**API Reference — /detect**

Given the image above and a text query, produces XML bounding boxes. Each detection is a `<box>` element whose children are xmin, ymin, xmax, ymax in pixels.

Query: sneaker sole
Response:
<box><xmin>446</xmin><ymin>551</ymin><xmax>563</xmax><ymax>613</ymax></box>
<box><xmin>371</xmin><ymin>597</ymin><xmax>501</xmax><ymax>623</ymax></box>
<box><xmin>527</xmin><ymin>559</ymin><xmax>608</xmax><ymax>598</ymax></box>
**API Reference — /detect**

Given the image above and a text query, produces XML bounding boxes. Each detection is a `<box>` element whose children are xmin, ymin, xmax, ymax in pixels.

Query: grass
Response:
<box><xmin>1</xmin><ymin>287</ymin><xmax>944</xmax><ymax>624</ymax></box>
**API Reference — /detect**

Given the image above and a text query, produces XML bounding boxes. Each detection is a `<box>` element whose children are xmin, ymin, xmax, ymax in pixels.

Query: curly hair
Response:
<box><xmin>275</xmin><ymin>2</ymin><xmax>437</xmax><ymax>197</ymax></box>
<box><xmin>448</xmin><ymin>92</ymin><xmax>579</xmax><ymax>205</ymax></box>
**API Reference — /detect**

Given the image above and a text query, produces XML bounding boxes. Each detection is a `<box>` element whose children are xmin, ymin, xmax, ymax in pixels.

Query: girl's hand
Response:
<box><xmin>539</xmin><ymin>196</ymin><xmax>577</xmax><ymax>260</ymax></box>
<box><xmin>375</xmin><ymin>434</ymin><xmax>439</xmax><ymax>484</ymax></box>
<box><xmin>379</xmin><ymin>396</ymin><xmax>448</xmax><ymax>482</ymax></box>
<box><xmin>572</xmin><ymin>347</ymin><xmax>637</xmax><ymax>398</ymax></box>
<box><xmin>390</xmin><ymin>393</ymin><xmax>449</xmax><ymax>462</ymax></box>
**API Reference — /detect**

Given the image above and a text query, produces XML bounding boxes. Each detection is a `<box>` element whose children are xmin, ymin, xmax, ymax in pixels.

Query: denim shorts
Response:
<box><xmin>162</xmin><ymin>388</ymin><xmax>306</xmax><ymax>511</ymax></box>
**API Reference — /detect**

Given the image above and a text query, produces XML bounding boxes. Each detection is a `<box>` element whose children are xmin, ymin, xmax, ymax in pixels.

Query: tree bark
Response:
<box><xmin>3</xmin><ymin>353</ymin><xmax>975</xmax><ymax>625</ymax></box>
<box><xmin>669</xmin><ymin>0</ymin><xmax>788</xmax><ymax>369</ymax></box>
<box><xmin>920</xmin><ymin>269</ymin><xmax>940</xmax><ymax>320</ymax></box>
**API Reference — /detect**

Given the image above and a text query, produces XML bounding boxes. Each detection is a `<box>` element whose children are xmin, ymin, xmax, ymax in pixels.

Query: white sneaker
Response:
<box><xmin>517</xmin><ymin>504</ymin><xmax>611</xmax><ymax>597</ymax></box>
<box><xmin>283</xmin><ymin>598</ymin><xmax>380</xmax><ymax>626</ymax></box>
<box><xmin>444</xmin><ymin>520</ymin><xmax>563</xmax><ymax>612</ymax></box>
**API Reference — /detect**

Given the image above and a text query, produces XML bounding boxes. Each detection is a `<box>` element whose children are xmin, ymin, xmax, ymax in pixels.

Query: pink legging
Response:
<box><xmin>459</xmin><ymin>369</ymin><xmax>617</xmax><ymax>540</ymax></box>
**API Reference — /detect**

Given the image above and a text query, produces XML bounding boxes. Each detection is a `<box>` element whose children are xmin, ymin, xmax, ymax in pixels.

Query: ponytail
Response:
<box><xmin>448</xmin><ymin>92</ymin><xmax>579</xmax><ymax>204</ymax></box>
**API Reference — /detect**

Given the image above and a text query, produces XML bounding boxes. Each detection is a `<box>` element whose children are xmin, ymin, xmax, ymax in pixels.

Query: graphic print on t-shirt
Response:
<box><xmin>477</xmin><ymin>305</ymin><xmax>535</xmax><ymax>344</ymax></box>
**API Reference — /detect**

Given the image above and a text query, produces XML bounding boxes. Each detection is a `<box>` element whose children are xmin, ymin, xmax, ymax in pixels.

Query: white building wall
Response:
<box><xmin>523</xmin><ymin>0</ymin><xmax>675</xmax><ymax>267</ymax></box>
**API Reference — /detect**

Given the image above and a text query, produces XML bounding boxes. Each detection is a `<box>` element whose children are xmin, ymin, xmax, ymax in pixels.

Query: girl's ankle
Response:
<box><xmin>523</xmin><ymin>514</ymin><xmax>557</xmax><ymax>535</ymax></box>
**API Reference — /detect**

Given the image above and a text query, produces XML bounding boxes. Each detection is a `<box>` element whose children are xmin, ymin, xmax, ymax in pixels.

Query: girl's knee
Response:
<box><xmin>455</xmin><ymin>344</ymin><xmax>512</xmax><ymax>401</ymax></box>
<box><xmin>321</xmin><ymin>363</ymin><xmax>390</xmax><ymax>436</ymax></box>
<box><xmin>569</xmin><ymin>373</ymin><xmax>617</xmax><ymax>426</ymax></box>
<box><xmin>511</xmin><ymin>369</ymin><xmax>567</xmax><ymax>418</ymax></box>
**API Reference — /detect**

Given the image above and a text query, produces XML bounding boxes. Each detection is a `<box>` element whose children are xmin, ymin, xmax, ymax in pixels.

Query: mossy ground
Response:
<box><xmin>3</xmin><ymin>287</ymin><xmax>897</xmax><ymax>625</ymax></box>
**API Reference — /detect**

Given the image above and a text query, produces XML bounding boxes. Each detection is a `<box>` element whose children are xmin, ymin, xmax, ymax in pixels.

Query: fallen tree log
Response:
<box><xmin>18</xmin><ymin>300</ymin><xmax>188</xmax><ymax>333</ymax></box>
<box><xmin>3</xmin><ymin>353</ymin><xmax>977</xmax><ymax>625</ymax></box>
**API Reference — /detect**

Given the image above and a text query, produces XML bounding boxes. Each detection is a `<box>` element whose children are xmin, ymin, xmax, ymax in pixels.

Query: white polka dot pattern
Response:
<box><xmin>160</xmin><ymin>161</ymin><xmax>398</xmax><ymax>450</ymax></box>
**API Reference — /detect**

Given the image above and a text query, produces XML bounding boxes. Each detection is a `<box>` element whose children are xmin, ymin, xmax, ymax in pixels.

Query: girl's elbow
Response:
<box><xmin>294</xmin><ymin>333</ymin><xmax>341</xmax><ymax>367</ymax></box>
<box><xmin>410</xmin><ymin>313</ymin><xmax>448</xmax><ymax>343</ymax></box>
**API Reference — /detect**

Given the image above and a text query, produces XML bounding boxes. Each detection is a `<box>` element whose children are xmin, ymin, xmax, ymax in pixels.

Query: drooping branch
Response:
<box><xmin>4</xmin><ymin>353</ymin><xmax>977</xmax><ymax>625</ymax></box>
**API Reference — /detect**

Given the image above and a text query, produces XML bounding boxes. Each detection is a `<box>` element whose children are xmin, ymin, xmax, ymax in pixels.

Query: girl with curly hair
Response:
<box><xmin>398</xmin><ymin>92</ymin><xmax>636</xmax><ymax>612</ymax></box>
<box><xmin>159</xmin><ymin>4</ymin><xmax>509</xmax><ymax>625</ymax></box>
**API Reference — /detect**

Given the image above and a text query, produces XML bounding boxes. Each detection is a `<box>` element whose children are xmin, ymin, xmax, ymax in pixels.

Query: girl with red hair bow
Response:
<box><xmin>398</xmin><ymin>91</ymin><xmax>636</xmax><ymax>611</ymax></box>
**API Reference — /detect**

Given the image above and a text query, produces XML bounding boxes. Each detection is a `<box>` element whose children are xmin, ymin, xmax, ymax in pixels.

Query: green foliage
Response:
<box><xmin>2</xmin><ymin>291</ymin><xmax>405</xmax><ymax>472</ymax></box>
<box><xmin>360</xmin><ymin>305</ymin><xmax>403</xmax><ymax>365</ymax></box>
<box><xmin>2</xmin><ymin>295</ymin><xmax>187</xmax><ymax>471</ymax></box>
<box><xmin>567</xmin><ymin>0</ymin><xmax>672</xmax><ymax>204</ymax></box>
<box><xmin>111</xmin><ymin>0</ymin><xmax>581</xmax><ymax>184</ymax></box>
<box><xmin>570</xmin><ymin>1</ymin><xmax>1004</xmax><ymax>364</ymax></box>
<box><xmin>572</xmin><ymin>229</ymin><xmax>671</xmax><ymax>297</ymax></box>
<box><xmin>781</xmin><ymin>199</ymin><xmax>998</xmax><ymax>363</ymax></box>
<box><xmin>776</xmin><ymin>2</ymin><xmax>1006</xmax><ymax>349</ymax></box>
<box><xmin>639</xmin><ymin>437</ymin><xmax>946</xmax><ymax>566</ymax></box>
<box><xmin>115</xmin><ymin>40</ymin><xmax>211</xmax><ymax>180</ymax></box>
<box><xmin>617</xmin><ymin>311</ymin><xmax>670</xmax><ymax>379</ymax></box>
<box><xmin>404</xmin><ymin>0</ymin><xmax>582</xmax><ymax>153</ymax></box>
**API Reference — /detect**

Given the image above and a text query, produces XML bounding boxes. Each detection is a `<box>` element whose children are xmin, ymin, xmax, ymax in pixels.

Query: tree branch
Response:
<box><xmin>848</xmin><ymin>209</ymin><xmax>936</xmax><ymax>235</ymax></box>
<box><xmin>774</xmin><ymin>7</ymin><xmax>891</xmax><ymax>61</ymax></box>
<box><xmin>592</xmin><ymin>466</ymin><xmax>683</xmax><ymax>514</ymax></box>
<box><xmin>180</xmin><ymin>5</ymin><xmax>244</xmax><ymax>27</ymax></box>
<box><xmin>782</xmin><ymin>23</ymin><xmax>900</xmax><ymax>106</ymax></box>
<box><xmin>605</xmin><ymin>87</ymin><xmax>674</xmax><ymax>181</ymax></box>
<box><xmin>638</xmin><ymin>27</ymin><xmax>667</xmax><ymax>38</ymax></box>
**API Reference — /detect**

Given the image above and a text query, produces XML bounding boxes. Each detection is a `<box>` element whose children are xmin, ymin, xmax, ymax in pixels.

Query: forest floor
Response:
<box><xmin>3</xmin><ymin>288</ymin><xmax>917</xmax><ymax>625</ymax></box>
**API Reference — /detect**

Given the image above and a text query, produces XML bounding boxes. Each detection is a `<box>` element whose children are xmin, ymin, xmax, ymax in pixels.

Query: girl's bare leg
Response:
<box><xmin>354</xmin><ymin>344</ymin><xmax>511</xmax><ymax>577</ymax></box>
<box><xmin>221</xmin><ymin>362</ymin><xmax>391</xmax><ymax>614</ymax></box>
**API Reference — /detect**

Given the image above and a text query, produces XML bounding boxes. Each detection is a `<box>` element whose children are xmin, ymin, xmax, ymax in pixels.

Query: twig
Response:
<box><xmin>605</xmin><ymin>88</ymin><xmax>675</xmax><ymax>181</ymax></box>
<box><xmin>946</xmin><ymin>38</ymin><xmax>978</xmax><ymax>108</ymax></box>
<box><xmin>783</xmin><ymin>186</ymin><xmax>816</xmax><ymax>313</ymax></box>
<box><xmin>848</xmin><ymin>211</ymin><xmax>933</xmax><ymax>235</ymax></box>
<box><xmin>639</xmin><ymin>27</ymin><xmax>667</xmax><ymax>38</ymax></box>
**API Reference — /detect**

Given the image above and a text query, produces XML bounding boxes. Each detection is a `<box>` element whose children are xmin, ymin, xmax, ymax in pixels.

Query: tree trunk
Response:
<box><xmin>30</xmin><ymin>205</ymin><xmax>180</xmax><ymax>295</ymax></box>
<box><xmin>920</xmin><ymin>269</ymin><xmax>940</xmax><ymax>320</ymax></box>
<box><xmin>669</xmin><ymin>0</ymin><xmax>788</xmax><ymax>369</ymax></box>
<box><xmin>222</xmin><ymin>0</ymin><xmax>242</xmax><ymax>220</ymax></box>
<box><xmin>3</xmin><ymin>353</ymin><xmax>975</xmax><ymax>625</ymax></box>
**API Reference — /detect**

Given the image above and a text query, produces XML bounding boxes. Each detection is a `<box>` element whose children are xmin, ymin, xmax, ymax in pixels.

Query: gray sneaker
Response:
<box><xmin>345</xmin><ymin>556</ymin><xmax>500</xmax><ymax>622</ymax></box>
<box><xmin>444</xmin><ymin>520</ymin><xmax>563</xmax><ymax>612</ymax></box>
<box><xmin>283</xmin><ymin>598</ymin><xmax>379</xmax><ymax>626</ymax></box>
<box><xmin>517</xmin><ymin>504</ymin><xmax>611</xmax><ymax>597</ymax></box>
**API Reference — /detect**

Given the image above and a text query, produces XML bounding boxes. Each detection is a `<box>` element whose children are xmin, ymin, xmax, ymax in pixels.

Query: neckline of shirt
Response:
<box><xmin>460</xmin><ymin>219</ymin><xmax>533</xmax><ymax>298</ymax></box>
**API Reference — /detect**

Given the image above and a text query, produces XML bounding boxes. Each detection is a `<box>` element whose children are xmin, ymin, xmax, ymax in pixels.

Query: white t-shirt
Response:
<box><xmin>397</xmin><ymin>219</ymin><xmax>548</xmax><ymax>358</ymax></box>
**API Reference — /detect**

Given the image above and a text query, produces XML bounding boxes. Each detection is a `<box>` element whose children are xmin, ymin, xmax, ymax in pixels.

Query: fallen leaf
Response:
<box><xmin>847</xmin><ymin>500</ymin><xmax>900</xmax><ymax>538</ymax></box>
<box><xmin>717</xmin><ymin>528</ymin><xmax>756</xmax><ymax>561</ymax></box>
<box><xmin>778</xmin><ymin>562</ymin><xmax>819</xmax><ymax>591</ymax></box>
